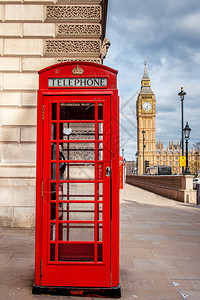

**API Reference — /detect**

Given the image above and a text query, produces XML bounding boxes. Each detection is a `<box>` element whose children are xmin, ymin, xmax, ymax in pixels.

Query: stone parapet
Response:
<box><xmin>126</xmin><ymin>175</ymin><xmax>197</xmax><ymax>204</ymax></box>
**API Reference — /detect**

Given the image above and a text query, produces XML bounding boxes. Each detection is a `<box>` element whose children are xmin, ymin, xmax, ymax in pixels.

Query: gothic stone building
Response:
<box><xmin>0</xmin><ymin>0</ymin><xmax>109</xmax><ymax>227</ymax></box>
<box><xmin>136</xmin><ymin>64</ymin><xmax>200</xmax><ymax>175</ymax></box>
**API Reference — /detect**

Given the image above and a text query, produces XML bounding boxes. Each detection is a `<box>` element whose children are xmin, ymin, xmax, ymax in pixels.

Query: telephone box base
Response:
<box><xmin>32</xmin><ymin>284</ymin><xmax>121</xmax><ymax>298</ymax></box>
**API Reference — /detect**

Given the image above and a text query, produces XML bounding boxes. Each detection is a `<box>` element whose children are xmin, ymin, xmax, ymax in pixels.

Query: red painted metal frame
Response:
<box><xmin>34</xmin><ymin>62</ymin><xmax>119</xmax><ymax>295</ymax></box>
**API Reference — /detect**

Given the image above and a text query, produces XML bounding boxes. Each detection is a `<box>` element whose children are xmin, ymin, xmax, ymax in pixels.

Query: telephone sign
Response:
<box><xmin>48</xmin><ymin>77</ymin><xmax>107</xmax><ymax>87</ymax></box>
<box><xmin>33</xmin><ymin>62</ymin><xmax>121</xmax><ymax>298</ymax></box>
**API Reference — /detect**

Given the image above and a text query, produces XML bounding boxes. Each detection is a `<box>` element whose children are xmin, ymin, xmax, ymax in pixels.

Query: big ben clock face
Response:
<box><xmin>142</xmin><ymin>101</ymin><xmax>152</xmax><ymax>112</ymax></box>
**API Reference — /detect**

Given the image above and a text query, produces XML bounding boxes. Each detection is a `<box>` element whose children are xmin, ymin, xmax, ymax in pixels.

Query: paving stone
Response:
<box><xmin>1</xmin><ymin>184</ymin><xmax>200</xmax><ymax>299</ymax></box>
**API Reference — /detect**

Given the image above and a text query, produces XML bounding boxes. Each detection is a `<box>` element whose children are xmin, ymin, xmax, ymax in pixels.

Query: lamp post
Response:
<box><xmin>183</xmin><ymin>122</ymin><xmax>191</xmax><ymax>174</ymax></box>
<box><xmin>178</xmin><ymin>87</ymin><xmax>186</xmax><ymax>174</ymax></box>
<box><xmin>142</xmin><ymin>130</ymin><xmax>146</xmax><ymax>175</ymax></box>
<box><xmin>195</xmin><ymin>151</ymin><xmax>198</xmax><ymax>177</ymax></box>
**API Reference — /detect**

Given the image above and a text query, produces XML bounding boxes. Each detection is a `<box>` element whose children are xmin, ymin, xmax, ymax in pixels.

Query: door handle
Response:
<box><xmin>106</xmin><ymin>167</ymin><xmax>111</xmax><ymax>177</ymax></box>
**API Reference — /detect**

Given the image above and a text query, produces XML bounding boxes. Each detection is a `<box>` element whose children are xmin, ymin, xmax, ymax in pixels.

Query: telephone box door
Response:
<box><xmin>42</xmin><ymin>94</ymin><xmax>111</xmax><ymax>287</ymax></box>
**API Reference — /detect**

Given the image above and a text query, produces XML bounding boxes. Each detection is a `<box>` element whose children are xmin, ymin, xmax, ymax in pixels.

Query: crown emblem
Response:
<box><xmin>72</xmin><ymin>65</ymin><xmax>84</xmax><ymax>75</ymax></box>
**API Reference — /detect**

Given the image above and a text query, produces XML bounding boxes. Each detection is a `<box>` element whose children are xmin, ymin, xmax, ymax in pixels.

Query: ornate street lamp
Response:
<box><xmin>178</xmin><ymin>87</ymin><xmax>186</xmax><ymax>174</ymax></box>
<box><xmin>183</xmin><ymin>122</ymin><xmax>191</xmax><ymax>174</ymax></box>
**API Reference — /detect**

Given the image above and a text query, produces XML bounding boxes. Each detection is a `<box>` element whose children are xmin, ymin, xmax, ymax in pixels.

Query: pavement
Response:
<box><xmin>0</xmin><ymin>183</ymin><xmax>200</xmax><ymax>300</ymax></box>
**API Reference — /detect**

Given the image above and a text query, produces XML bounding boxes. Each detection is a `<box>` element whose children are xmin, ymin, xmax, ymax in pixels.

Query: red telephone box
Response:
<box><xmin>32</xmin><ymin>62</ymin><xmax>121</xmax><ymax>298</ymax></box>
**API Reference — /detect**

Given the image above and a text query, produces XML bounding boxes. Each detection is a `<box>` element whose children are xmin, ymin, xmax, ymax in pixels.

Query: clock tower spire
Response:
<box><xmin>136</xmin><ymin>62</ymin><xmax>156</xmax><ymax>175</ymax></box>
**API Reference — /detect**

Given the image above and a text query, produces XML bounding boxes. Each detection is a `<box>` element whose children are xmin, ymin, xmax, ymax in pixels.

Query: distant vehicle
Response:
<box><xmin>146</xmin><ymin>166</ymin><xmax>172</xmax><ymax>175</ymax></box>
<box><xmin>193</xmin><ymin>177</ymin><xmax>200</xmax><ymax>189</ymax></box>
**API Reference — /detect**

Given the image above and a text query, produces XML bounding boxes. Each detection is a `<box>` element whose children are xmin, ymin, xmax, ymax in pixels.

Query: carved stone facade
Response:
<box><xmin>56</xmin><ymin>24</ymin><xmax>101</xmax><ymax>36</ymax></box>
<box><xmin>45</xmin><ymin>40</ymin><xmax>101</xmax><ymax>54</ymax></box>
<box><xmin>46</xmin><ymin>5</ymin><xmax>101</xmax><ymax>20</ymax></box>
<box><xmin>0</xmin><ymin>0</ymin><xmax>109</xmax><ymax>227</ymax></box>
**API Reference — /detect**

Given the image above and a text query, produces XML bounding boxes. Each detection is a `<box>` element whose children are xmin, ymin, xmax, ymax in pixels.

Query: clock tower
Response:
<box><xmin>136</xmin><ymin>62</ymin><xmax>156</xmax><ymax>175</ymax></box>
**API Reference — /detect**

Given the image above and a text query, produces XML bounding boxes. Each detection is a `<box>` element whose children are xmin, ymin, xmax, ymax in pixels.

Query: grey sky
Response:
<box><xmin>104</xmin><ymin>0</ymin><xmax>200</xmax><ymax>160</ymax></box>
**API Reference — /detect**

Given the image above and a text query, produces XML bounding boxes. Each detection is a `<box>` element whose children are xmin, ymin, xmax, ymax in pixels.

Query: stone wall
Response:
<box><xmin>126</xmin><ymin>175</ymin><xmax>197</xmax><ymax>204</ymax></box>
<box><xmin>0</xmin><ymin>0</ymin><xmax>108</xmax><ymax>227</ymax></box>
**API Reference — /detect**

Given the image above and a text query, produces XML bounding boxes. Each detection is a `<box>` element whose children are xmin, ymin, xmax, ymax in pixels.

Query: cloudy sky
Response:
<box><xmin>104</xmin><ymin>0</ymin><xmax>200</xmax><ymax>160</ymax></box>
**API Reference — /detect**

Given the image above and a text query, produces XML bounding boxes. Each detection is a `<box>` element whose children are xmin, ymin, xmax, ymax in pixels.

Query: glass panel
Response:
<box><xmin>51</xmin><ymin>123</ymin><xmax>57</xmax><ymax>140</ymax></box>
<box><xmin>97</xmin><ymin>244</ymin><xmax>103</xmax><ymax>262</ymax></box>
<box><xmin>97</xmin><ymin>203</ymin><xmax>103</xmax><ymax>221</ymax></box>
<box><xmin>58</xmin><ymin>223</ymin><xmax>94</xmax><ymax>241</ymax></box>
<box><xmin>50</xmin><ymin>244</ymin><xmax>55</xmax><ymax>261</ymax></box>
<box><xmin>51</xmin><ymin>163</ymin><xmax>56</xmax><ymax>180</ymax></box>
<box><xmin>52</xmin><ymin>103</ymin><xmax>57</xmax><ymax>120</ymax></box>
<box><xmin>97</xmin><ymin>224</ymin><xmax>103</xmax><ymax>242</ymax></box>
<box><xmin>98</xmin><ymin>123</ymin><xmax>103</xmax><ymax>140</ymax></box>
<box><xmin>51</xmin><ymin>143</ymin><xmax>57</xmax><ymax>160</ymax></box>
<box><xmin>59</xmin><ymin>202</ymin><xmax>95</xmax><ymax>221</ymax></box>
<box><xmin>98</xmin><ymin>143</ymin><xmax>103</xmax><ymax>160</ymax></box>
<box><xmin>51</xmin><ymin>182</ymin><xmax>56</xmax><ymax>200</ymax></box>
<box><xmin>60</xmin><ymin>103</ymin><xmax>95</xmax><ymax>120</ymax></box>
<box><xmin>61</xmin><ymin>123</ymin><xmax>95</xmax><ymax>140</ymax></box>
<box><xmin>59</xmin><ymin>182</ymin><xmax>95</xmax><ymax>201</ymax></box>
<box><xmin>98</xmin><ymin>183</ymin><xmax>103</xmax><ymax>199</ymax></box>
<box><xmin>50</xmin><ymin>223</ymin><xmax>56</xmax><ymax>240</ymax></box>
<box><xmin>61</xmin><ymin>142</ymin><xmax>95</xmax><ymax>161</ymax></box>
<box><xmin>51</xmin><ymin>203</ymin><xmax>56</xmax><ymax>220</ymax></box>
<box><xmin>60</xmin><ymin>163</ymin><xmax>95</xmax><ymax>180</ymax></box>
<box><xmin>98</xmin><ymin>103</ymin><xmax>103</xmax><ymax>120</ymax></box>
<box><xmin>58</xmin><ymin>243</ymin><xmax>94</xmax><ymax>262</ymax></box>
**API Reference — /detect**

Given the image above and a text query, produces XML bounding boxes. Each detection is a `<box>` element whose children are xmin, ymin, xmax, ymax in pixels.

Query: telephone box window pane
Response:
<box><xmin>97</xmin><ymin>244</ymin><xmax>103</xmax><ymax>262</ymax></box>
<box><xmin>51</xmin><ymin>183</ymin><xmax>56</xmax><ymax>200</ymax></box>
<box><xmin>59</xmin><ymin>162</ymin><xmax>66</xmax><ymax>180</ymax></box>
<box><xmin>62</xmin><ymin>123</ymin><xmax>95</xmax><ymax>141</ymax></box>
<box><xmin>97</xmin><ymin>225</ymin><xmax>103</xmax><ymax>242</ymax></box>
<box><xmin>50</xmin><ymin>223</ymin><xmax>56</xmax><ymax>240</ymax></box>
<box><xmin>60</xmin><ymin>163</ymin><xmax>95</xmax><ymax>181</ymax></box>
<box><xmin>62</xmin><ymin>143</ymin><xmax>95</xmax><ymax>161</ymax></box>
<box><xmin>60</xmin><ymin>103</ymin><xmax>95</xmax><ymax>120</ymax></box>
<box><xmin>51</xmin><ymin>123</ymin><xmax>57</xmax><ymax>140</ymax></box>
<box><xmin>98</xmin><ymin>183</ymin><xmax>103</xmax><ymax>198</ymax></box>
<box><xmin>59</xmin><ymin>203</ymin><xmax>95</xmax><ymax>221</ymax></box>
<box><xmin>98</xmin><ymin>143</ymin><xmax>103</xmax><ymax>160</ymax></box>
<box><xmin>97</xmin><ymin>203</ymin><xmax>103</xmax><ymax>221</ymax></box>
<box><xmin>51</xmin><ymin>163</ymin><xmax>57</xmax><ymax>180</ymax></box>
<box><xmin>98</xmin><ymin>123</ymin><xmax>103</xmax><ymax>140</ymax></box>
<box><xmin>98</xmin><ymin>103</ymin><xmax>103</xmax><ymax>120</ymax></box>
<box><xmin>52</xmin><ymin>103</ymin><xmax>57</xmax><ymax>120</ymax></box>
<box><xmin>58</xmin><ymin>243</ymin><xmax>94</xmax><ymax>262</ymax></box>
<box><xmin>50</xmin><ymin>203</ymin><xmax>56</xmax><ymax>220</ymax></box>
<box><xmin>51</xmin><ymin>143</ymin><xmax>56</xmax><ymax>160</ymax></box>
<box><xmin>58</xmin><ymin>223</ymin><xmax>94</xmax><ymax>241</ymax></box>
<box><xmin>60</xmin><ymin>183</ymin><xmax>95</xmax><ymax>201</ymax></box>
<box><xmin>50</xmin><ymin>244</ymin><xmax>55</xmax><ymax>261</ymax></box>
